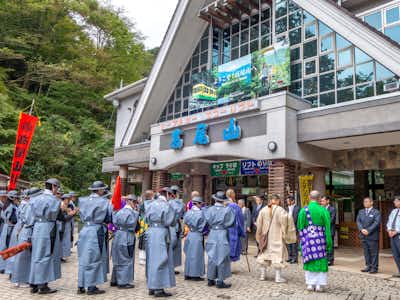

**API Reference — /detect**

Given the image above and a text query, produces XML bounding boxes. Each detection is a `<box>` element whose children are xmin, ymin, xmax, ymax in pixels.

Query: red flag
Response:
<box><xmin>112</xmin><ymin>176</ymin><xmax>122</xmax><ymax>210</ymax></box>
<box><xmin>8</xmin><ymin>113</ymin><xmax>38</xmax><ymax>191</ymax></box>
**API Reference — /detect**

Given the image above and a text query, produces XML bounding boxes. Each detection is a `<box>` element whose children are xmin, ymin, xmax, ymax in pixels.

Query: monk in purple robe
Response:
<box><xmin>226</xmin><ymin>189</ymin><xmax>245</xmax><ymax>262</ymax></box>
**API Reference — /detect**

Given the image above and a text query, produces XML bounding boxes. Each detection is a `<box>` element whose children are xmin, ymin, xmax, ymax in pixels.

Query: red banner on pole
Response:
<box><xmin>111</xmin><ymin>176</ymin><xmax>122</xmax><ymax>210</ymax></box>
<box><xmin>8</xmin><ymin>113</ymin><xmax>38</xmax><ymax>191</ymax></box>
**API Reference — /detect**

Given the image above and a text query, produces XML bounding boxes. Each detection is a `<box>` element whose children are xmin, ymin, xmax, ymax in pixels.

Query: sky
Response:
<box><xmin>110</xmin><ymin>0</ymin><xmax>179</xmax><ymax>49</ymax></box>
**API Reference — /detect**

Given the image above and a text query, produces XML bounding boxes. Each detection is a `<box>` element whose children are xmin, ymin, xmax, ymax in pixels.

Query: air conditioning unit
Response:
<box><xmin>383</xmin><ymin>81</ymin><xmax>400</xmax><ymax>92</ymax></box>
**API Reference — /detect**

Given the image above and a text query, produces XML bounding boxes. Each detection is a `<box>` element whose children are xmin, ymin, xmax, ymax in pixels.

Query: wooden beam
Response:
<box><xmin>247</xmin><ymin>0</ymin><xmax>259</xmax><ymax>10</ymax></box>
<box><xmin>218</xmin><ymin>2</ymin><xmax>242</xmax><ymax>20</ymax></box>
<box><xmin>207</xmin><ymin>6</ymin><xmax>234</xmax><ymax>24</ymax></box>
<box><xmin>198</xmin><ymin>12</ymin><xmax>225</xmax><ymax>29</ymax></box>
<box><xmin>228</xmin><ymin>0</ymin><xmax>251</xmax><ymax>16</ymax></box>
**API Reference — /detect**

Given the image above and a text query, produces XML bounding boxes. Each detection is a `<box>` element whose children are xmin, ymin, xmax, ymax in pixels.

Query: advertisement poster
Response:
<box><xmin>240</xmin><ymin>160</ymin><xmax>269</xmax><ymax>175</ymax></box>
<box><xmin>299</xmin><ymin>174</ymin><xmax>314</xmax><ymax>207</ymax></box>
<box><xmin>210</xmin><ymin>161</ymin><xmax>240</xmax><ymax>177</ymax></box>
<box><xmin>190</xmin><ymin>40</ymin><xmax>290</xmax><ymax>110</ymax></box>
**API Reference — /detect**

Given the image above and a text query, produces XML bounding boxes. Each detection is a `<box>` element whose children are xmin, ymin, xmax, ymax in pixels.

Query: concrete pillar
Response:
<box><xmin>268</xmin><ymin>160</ymin><xmax>296</xmax><ymax>202</ymax></box>
<box><xmin>192</xmin><ymin>175</ymin><xmax>204</xmax><ymax>197</ymax></box>
<box><xmin>354</xmin><ymin>170</ymin><xmax>369</xmax><ymax>212</ymax></box>
<box><xmin>151</xmin><ymin>170</ymin><xmax>170</xmax><ymax>191</ymax></box>
<box><xmin>119</xmin><ymin>165</ymin><xmax>129</xmax><ymax>196</ymax></box>
<box><xmin>142</xmin><ymin>169</ymin><xmax>152</xmax><ymax>193</ymax></box>
<box><xmin>310</xmin><ymin>167</ymin><xmax>327</xmax><ymax>196</ymax></box>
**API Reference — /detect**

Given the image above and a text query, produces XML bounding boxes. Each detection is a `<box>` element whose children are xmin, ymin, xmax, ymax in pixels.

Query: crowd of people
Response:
<box><xmin>0</xmin><ymin>178</ymin><xmax>400</xmax><ymax>297</ymax></box>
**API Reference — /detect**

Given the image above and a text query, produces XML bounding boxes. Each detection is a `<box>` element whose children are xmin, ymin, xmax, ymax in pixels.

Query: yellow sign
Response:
<box><xmin>339</xmin><ymin>226</ymin><xmax>349</xmax><ymax>240</ymax></box>
<box><xmin>299</xmin><ymin>174</ymin><xmax>314</xmax><ymax>207</ymax></box>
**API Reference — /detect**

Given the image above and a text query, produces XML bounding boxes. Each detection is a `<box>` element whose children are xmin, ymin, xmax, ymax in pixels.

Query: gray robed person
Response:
<box><xmin>26</xmin><ymin>178</ymin><xmax>65</xmax><ymax>294</ymax></box>
<box><xmin>183</xmin><ymin>196</ymin><xmax>206</xmax><ymax>281</ymax></box>
<box><xmin>145</xmin><ymin>194</ymin><xmax>176</xmax><ymax>298</ymax></box>
<box><xmin>0</xmin><ymin>190</ymin><xmax>15</xmax><ymax>273</ymax></box>
<box><xmin>111</xmin><ymin>194</ymin><xmax>139</xmax><ymax>289</ymax></box>
<box><xmin>205</xmin><ymin>191</ymin><xmax>235</xmax><ymax>289</ymax></box>
<box><xmin>61</xmin><ymin>192</ymin><xmax>78</xmax><ymax>260</ymax></box>
<box><xmin>1</xmin><ymin>190</ymin><xmax>18</xmax><ymax>275</ymax></box>
<box><xmin>11</xmin><ymin>188</ymin><xmax>42</xmax><ymax>286</ymax></box>
<box><xmin>77</xmin><ymin>181</ymin><xmax>112</xmax><ymax>295</ymax></box>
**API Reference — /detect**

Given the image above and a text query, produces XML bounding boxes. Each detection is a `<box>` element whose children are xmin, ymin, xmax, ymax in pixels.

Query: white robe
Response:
<box><xmin>305</xmin><ymin>271</ymin><xmax>328</xmax><ymax>286</ymax></box>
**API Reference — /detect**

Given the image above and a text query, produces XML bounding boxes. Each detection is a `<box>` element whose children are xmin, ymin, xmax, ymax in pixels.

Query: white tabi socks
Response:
<box><xmin>259</xmin><ymin>267</ymin><xmax>267</xmax><ymax>281</ymax></box>
<box><xmin>274</xmin><ymin>268</ymin><xmax>287</xmax><ymax>283</ymax></box>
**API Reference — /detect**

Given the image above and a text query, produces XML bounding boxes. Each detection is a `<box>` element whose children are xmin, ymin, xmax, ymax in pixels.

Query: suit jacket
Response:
<box><xmin>356</xmin><ymin>208</ymin><xmax>381</xmax><ymax>241</ymax></box>
<box><xmin>287</xmin><ymin>205</ymin><xmax>300</xmax><ymax>230</ymax></box>
<box><xmin>327</xmin><ymin>205</ymin><xmax>337</xmax><ymax>235</ymax></box>
<box><xmin>252</xmin><ymin>204</ymin><xmax>265</xmax><ymax>229</ymax></box>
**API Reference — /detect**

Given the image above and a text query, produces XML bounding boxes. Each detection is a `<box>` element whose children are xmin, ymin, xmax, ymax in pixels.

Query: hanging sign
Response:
<box><xmin>240</xmin><ymin>160</ymin><xmax>269</xmax><ymax>175</ymax></box>
<box><xmin>8</xmin><ymin>113</ymin><xmax>38</xmax><ymax>190</ymax></box>
<box><xmin>210</xmin><ymin>161</ymin><xmax>240</xmax><ymax>177</ymax></box>
<box><xmin>299</xmin><ymin>174</ymin><xmax>314</xmax><ymax>207</ymax></box>
<box><xmin>170</xmin><ymin>173</ymin><xmax>184</xmax><ymax>180</ymax></box>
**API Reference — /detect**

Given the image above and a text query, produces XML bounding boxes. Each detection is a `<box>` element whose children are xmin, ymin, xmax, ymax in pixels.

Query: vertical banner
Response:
<box><xmin>299</xmin><ymin>174</ymin><xmax>314</xmax><ymax>207</ymax></box>
<box><xmin>8</xmin><ymin>113</ymin><xmax>38</xmax><ymax>191</ymax></box>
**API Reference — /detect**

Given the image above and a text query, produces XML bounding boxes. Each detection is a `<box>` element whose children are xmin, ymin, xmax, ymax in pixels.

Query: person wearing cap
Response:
<box><xmin>0</xmin><ymin>190</ymin><xmax>18</xmax><ymax>275</ymax></box>
<box><xmin>183</xmin><ymin>196</ymin><xmax>207</xmax><ymax>281</ymax></box>
<box><xmin>26</xmin><ymin>178</ymin><xmax>66</xmax><ymax>294</ymax></box>
<box><xmin>77</xmin><ymin>180</ymin><xmax>113</xmax><ymax>295</ymax></box>
<box><xmin>60</xmin><ymin>193</ymin><xmax>79</xmax><ymax>262</ymax></box>
<box><xmin>145</xmin><ymin>193</ymin><xmax>176</xmax><ymax>297</ymax></box>
<box><xmin>110</xmin><ymin>194</ymin><xmax>140</xmax><ymax>289</ymax></box>
<box><xmin>11</xmin><ymin>188</ymin><xmax>42</xmax><ymax>287</ymax></box>
<box><xmin>164</xmin><ymin>185</ymin><xmax>185</xmax><ymax>274</ymax></box>
<box><xmin>205</xmin><ymin>191</ymin><xmax>235</xmax><ymax>289</ymax></box>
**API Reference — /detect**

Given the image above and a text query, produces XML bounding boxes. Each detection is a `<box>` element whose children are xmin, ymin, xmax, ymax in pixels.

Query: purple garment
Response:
<box><xmin>227</xmin><ymin>202</ymin><xmax>246</xmax><ymax>262</ymax></box>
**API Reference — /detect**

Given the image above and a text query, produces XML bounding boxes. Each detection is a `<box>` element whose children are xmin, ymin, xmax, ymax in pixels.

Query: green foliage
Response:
<box><xmin>0</xmin><ymin>0</ymin><xmax>155</xmax><ymax>193</ymax></box>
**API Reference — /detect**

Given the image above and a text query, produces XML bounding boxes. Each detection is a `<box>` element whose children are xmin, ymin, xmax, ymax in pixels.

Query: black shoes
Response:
<box><xmin>369</xmin><ymin>270</ymin><xmax>378</xmax><ymax>274</ymax></box>
<box><xmin>38</xmin><ymin>287</ymin><xmax>57</xmax><ymax>294</ymax></box>
<box><xmin>110</xmin><ymin>282</ymin><xmax>117</xmax><ymax>287</ymax></box>
<box><xmin>149</xmin><ymin>289</ymin><xmax>155</xmax><ymax>295</ymax></box>
<box><xmin>77</xmin><ymin>287</ymin><xmax>86</xmax><ymax>294</ymax></box>
<box><xmin>216</xmin><ymin>281</ymin><xmax>231</xmax><ymax>289</ymax></box>
<box><xmin>118</xmin><ymin>284</ymin><xmax>134</xmax><ymax>289</ymax></box>
<box><xmin>185</xmin><ymin>276</ymin><xmax>204</xmax><ymax>281</ymax></box>
<box><xmin>174</xmin><ymin>271</ymin><xmax>180</xmax><ymax>275</ymax></box>
<box><xmin>207</xmin><ymin>280</ymin><xmax>215</xmax><ymax>286</ymax></box>
<box><xmin>154</xmin><ymin>290</ymin><xmax>172</xmax><ymax>297</ymax></box>
<box><xmin>30</xmin><ymin>287</ymin><xmax>39</xmax><ymax>294</ymax></box>
<box><xmin>87</xmin><ymin>287</ymin><xmax>106</xmax><ymax>295</ymax></box>
<box><xmin>61</xmin><ymin>258</ymin><xmax>67</xmax><ymax>263</ymax></box>
<box><xmin>361</xmin><ymin>268</ymin><xmax>370</xmax><ymax>272</ymax></box>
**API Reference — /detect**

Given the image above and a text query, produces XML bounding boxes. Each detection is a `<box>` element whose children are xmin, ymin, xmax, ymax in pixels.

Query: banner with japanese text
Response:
<box><xmin>8</xmin><ymin>113</ymin><xmax>38</xmax><ymax>190</ymax></box>
<box><xmin>299</xmin><ymin>174</ymin><xmax>314</xmax><ymax>207</ymax></box>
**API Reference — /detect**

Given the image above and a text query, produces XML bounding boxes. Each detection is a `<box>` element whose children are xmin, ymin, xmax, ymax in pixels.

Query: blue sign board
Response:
<box><xmin>240</xmin><ymin>160</ymin><xmax>269</xmax><ymax>175</ymax></box>
<box><xmin>223</xmin><ymin>117</ymin><xmax>241</xmax><ymax>141</ymax></box>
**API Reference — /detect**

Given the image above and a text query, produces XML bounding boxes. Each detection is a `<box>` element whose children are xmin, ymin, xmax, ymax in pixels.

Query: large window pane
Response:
<box><xmin>386</xmin><ymin>7</ymin><xmax>400</xmax><ymax>24</ymax></box>
<box><xmin>289</xmin><ymin>28</ymin><xmax>301</xmax><ymax>45</ymax></box>
<box><xmin>376</xmin><ymin>63</ymin><xmax>395</xmax><ymax>80</ymax></box>
<box><xmin>261</xmin><ymin>8</ymin><xmax>270</xmax><ymax>21</ymax></box>
<box><xmin>305</xmin><ymin>60</ymin><xmax>316</xmax><ymax>75</ymax></box>
<box><xmin>290</xmin><ymin>80</ymin><xmax>302</xmax><ymax>96</ymax></box>
<box><xmin>321</xmin><ymin>35</ymin><xmax>333</xmax><ymax>52</ymax></box>
<box><xmin>291</xmin><ymin>47</ymin><xmax>300</xmax><ymax>61</ymax></box>
<box><xmin>305</xmin><ymin>95</ymin><xmax>318</xmax><ymax>107</ymax></box>
<box><xmin>337</xmin><ymin>67</ymin><xmax>354</xmax><ymax>88</ymax></box>
<box><xmin>276</xmin><ymin>17</ymin><xmax>287</xmax><ymax>34</ymax></box>
<box><xmin>364</xmin><ymin>11</ymin><xmax>382</xmax><ymax>30</ymax></box>
<box><xmin>250</xmin><ymin>26</ymin><xmax>259</xmax><ymax>40</ymax></box>
<box><xmin>376</xmin><ymin>78</ymin><xmax>399</xmax><ymax>95</ymax></box>
<box><xmin>338</xmin><ymin>49</ymin><xmax>352</xmax><ymax>68</ymax></box>
<box><xmin>356</xmin><ymin>62</ymin><xmax>374</xmax><ymax>83</ymax></box>
<box><xmin>320</xmin><ymin>92</ymin><xmax>335</xmax><ymax>106</ymax></box>
<box><xmin>303</xmin><ymin>11</ymin><xmax>315</xmax><ymax>24</ymax></box>
<box><xmin>261</xmin><ymin>21</ymin><xmax>270</xmax><ymax>36</ymax></box>
<box><xmin>320</xmin><ymin>72</ymin><xmax>335</xmax><ymax>92</ymax></box>
<box><xmin>232</xmin><ymin>34</ymin><xmax>239</xmax><ymax>48</ymax></box>
<box><xmin>336</xmin><ymin>34</ymin><xmax>351</xmax><ymax>50</ymax></box>
<box><xmin>241</xmin><ymin>18</ymin><xmax>249</xmax><ymax>30</ymax></box>
<box><xmin>305</xmin><ymin>23</ymin><xmax>316</xmax><ymax>39</ymax></box>
<box><xmin>289</xmin><ymin>1</ymin><xmax>300</xmax><ymax>13</ymax></box>
<box><xmin>385</xmin><ymin>25</ymin><xmax>400</xmax><ymax>43</ymax></box>
<box><xmin>355</xmin><ymin>48</ymin><xmax>372</xmax><ymax>64</ymax></box>
<box><xmin>291</xmin><ymin>63</ymin><xmax>302</xmax><ymax>80</ymax></box>
<box><xmin>289</xmin><ymin>10</ymin><xmax>302</xmax><ymax>29</ymax></box>
<box><xmin>356</xmin><ymin>83</ymin><xmax>374</xmax><ymax>99</ymax></box>
<box><xmin>241</xmin><ymin>30</ymin><xmax>249</xmax><ymax>44</ymax></box>
<box><xmin>261</xmin><ymin>35</ymin><xmax>270</xmax><ymax>48</ymax></box>
<box><xmin>303</xmin><ymin>40</ymin><xmax>317</xmax><ymax>59</ymax></box>
<box><xmin>319</xmin><ymin>21</ymin><xmax>332</xmax><ymax>36</ymax></box>
<box><xmin>276</xmin><ymin>0</ymin><xmax>287</xmax><ymax>18</ymax></box>
<box><xmin>304</xmin><ymin>76</ymin><xmax>318</xmax><ymax>95</ymax></box>
<box><xmin>319</xmin><ymin>53</ymin><xmax>335</xmax><ymax>73</ymax></box>
<box><xmin>337</xmin><ymin>88</ymin><xmax>354</xmax><ymax>103</ymax></box>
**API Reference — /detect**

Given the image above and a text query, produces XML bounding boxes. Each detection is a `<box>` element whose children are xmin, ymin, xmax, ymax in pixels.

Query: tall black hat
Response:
<box><xmin>88</xmin><ymin>181</ymin><xmax>108</xmax><ymax>191</ymax></box>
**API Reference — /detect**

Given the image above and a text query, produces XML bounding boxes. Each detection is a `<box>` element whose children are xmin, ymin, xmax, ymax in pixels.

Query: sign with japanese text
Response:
<box><xmin>170</xmin><ymin>173</ymin><xmax>184</xmax><ymax>181</ymax></box>
<box><xmin>8</xmin><ymin>113</ymin><xmax>38</xmax><ymax>190</ymax></box>
<box><xmin>240</xmin><ymin>160</ymin><xmax>269</xmax><ymax>176</ymax></box>
<box><xmin>299</xmin><ymin>174</ymin><xmax>314</xmax><ymax>207</ymax></box>
<box><xmin>210</xmin><ymin>161</ymin><xmax>240</xmax><ymax>177</ymax></box>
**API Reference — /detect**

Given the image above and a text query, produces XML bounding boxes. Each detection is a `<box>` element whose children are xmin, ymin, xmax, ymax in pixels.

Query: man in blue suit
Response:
<box><xmin>356</xmin><ymin>197</ymin><xmax>381</xmax><ymax>274</ymax></box>
<box><xmin>251</xmin><ymin>195</ymin><xmax>265</xmax><ymax>257</ymax></box>
<box><xmin>320</xmin><ymin>195</ymin><xmax>336</xmax><ymax>266</ymax></box>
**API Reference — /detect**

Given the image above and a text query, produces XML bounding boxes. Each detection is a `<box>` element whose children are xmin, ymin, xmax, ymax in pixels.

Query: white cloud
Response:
<box><xmin>110</xmin><ymin>0</ymin><xmax>179</xmax><ymax>49</ymax></box>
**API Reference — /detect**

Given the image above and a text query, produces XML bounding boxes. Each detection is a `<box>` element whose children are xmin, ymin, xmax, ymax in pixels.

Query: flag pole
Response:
<box><xmin>28</xmin><ymin>98</ymin><xmax>35</xmax><ymax>115</ymax></box>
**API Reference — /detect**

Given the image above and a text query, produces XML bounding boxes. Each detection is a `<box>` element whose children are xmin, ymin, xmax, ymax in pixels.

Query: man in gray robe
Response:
<box><xmin>205</xmin><ymin>191</ymin><xmax>235</xmax><ymax>289</ymax></box>
<box><xmin>145</xmin><ymin>193</ymin><xmax>176</xmax><ymax>298</ymax></box>
<box><xmin>77</xmin><ymin>181</ymin><xmax>112</xmax><ymax>295</ymax></box>
<box><xmin>26</xmin><ymin>178</ymin><xmax>66</xmax><ymax>294</ymax></box>
<box><xmin>60</xmin><ymin>193</ymin><xmax>79</xmax><ymax>261</ymax></box>
<box><xmin>1</xmin><ymin>190</ymin><xmax>18</xmax><ymax>275</ymax></box>
<box><xmin>111</xmin><ymin>194</ymin><xmax>139</xmax><ymax>289</ymax></box>
<box><xmin>183</xmin><ymin>196</ymin><xmax>206</xmax><ymax>281</ymax></box>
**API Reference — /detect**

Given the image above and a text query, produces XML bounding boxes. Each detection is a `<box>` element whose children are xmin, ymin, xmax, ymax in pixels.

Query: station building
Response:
<box><xmin>103</xmin><ymin>0</ymin><xmax>400</xmax><ymax>248</ymax></box>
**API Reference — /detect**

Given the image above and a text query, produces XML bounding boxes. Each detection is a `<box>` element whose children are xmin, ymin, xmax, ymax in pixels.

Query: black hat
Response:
<box><xmin>192</xmin><ymin>196</ymin><xmax>204</xmax><ymax>204</ymax></box>
<box><xmin>88</xmin><ymin>181</ymin><xmax>108</xmax><ymax>191</ymax></box>
<box><xmin>7</xmin><ymin>190</ymin><xmax>19</xmax><ymax>200</ymax></box>
<box><xmin>170</xmin><ymin>185</ymin><xmax>181</xmax><ymax>193</ymax></box>
<box><xmin>212</xmin><ymin>191</ymin><xmax>229</xmax><ymax>202</ymax></box>
<box><xmin>125</xmin><ymin>194</ymin><xmax>138</xmax><ymax>202</ymax></box>
<box><xmin>46</xmin><ymin>178</ymin><xmax>60</xmax><ymax>187</ymax></box>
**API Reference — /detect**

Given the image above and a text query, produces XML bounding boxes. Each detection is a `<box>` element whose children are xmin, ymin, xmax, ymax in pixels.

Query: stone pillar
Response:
<box><xmin>119</xmin><ymin>165</ymin><xmax>129</xmax><ymax>196</ymax></box>
<box><xmin>151</xmin><ymin>170</ymin><xmax>170</xmax><ymax>191</ymax></box>
<box><xmin>142</xmin><ymin>169</ymin><xmax>152</xmax><ymax>193</ymax></box>
<box><xmin>354</xmin><ymin>170</ymin><xmax>369</xmax><ymax>212</ymax></box>
<box><xmin>268</xmin><ymin>160</ymin><xmax>296</xmax><ymax>202</ymax></box>
<box><xmin>203</xmin><ymin>175</ymin><xmax>212</xmax><ymax>204</ymax></box>
<box><xmin>310</xmin><ymin>167</ymin><xmax>327</xmax><ymax>196</ymax></box>
<box><xmin>183</xmin><ymin>174</ymin><xmax>192</xmax><ymax>202</ymax></box>
<box><xmin>192</xmin><ymin>175</ymin><xmax>204</xmax><ymax>197</ymax></box>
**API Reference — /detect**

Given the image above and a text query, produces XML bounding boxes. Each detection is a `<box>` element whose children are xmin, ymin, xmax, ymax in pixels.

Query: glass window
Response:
<box><xmin>386</xmin><ymin>7</ymin><xmax>400</xmax><ymax>24</ymax></box>
<box><xmin>261</xmin><ymin>35</ymin><xmax>270</xmax><ymax>48</ymax></box>
<box><xmin>291</xmin><ymin>47</ymin><xmax>300</xmax><ymax>61</ymax></box>
<box><xmin>200</xmin><ymin>52</ymin><xmax>208</xmax><ymax>65</ymax></box>
<box><xmin>192</xmin><ymin>55</ymin><xmax>199</xmax><ymax>68</ymax></box>
<box><xmin>303</xmin><ymin>11</ymin><xmax>315</xmax><ymax>24</ymax></box>
<box><xmin>337</xmin><ymin>87</ymin><xmax>354</xmax><ymax>103</ymax></box>
<box><xmin>356</xmin><ymin>83</ymin><xmax>374</xmax><ymax>99</ymax></box>
<box><xmin>174</xmin><ymin>100</ymin><xmax>181</xmax><ymax>113</ymax></box>
<box><xmin>201</xmin><ymin>38</ymin><xmax>208</xmax><ymax>52</ymax></box>
<box><xmin>168</xmin><ymin>103</ymin><xmax>173</xmax><ymax>114</ymax></box>
<box><xmin>291</xmin><ymin>63</ymin><xmax>302</xmax><ymax>80</ymax></box>
<box><xmin>319</xmin><ymin>53</ymin><xmax>335</xmax><ymax>73</ymax></box>
<box><xmin>289</xmin><ymin>28</ymin><xmax>301</xmax><ymax>45</ymax></box>
<box><xmin>241</xmin><ymin>18</ymin><xmax>249</xmax><ymax>30</ymax></box>
<box><xmin>364</xmin><ymin>11</ymin><xmax>382</xmax><ymax>30</ymax></box>
<box><xmin>303</xmin><ymin>40</ymin><xmax>317</xmax><ymax>59</ymax></box>
<box><xmin>231</xmin><ymin>48</ymin><xmax>239</xmax><ymax>60</ymax></box>
<box><xmin>232</xmin><ymin>23</ymin><xmax>240</xmax><ymax>35</ymax></box>
<box><xmin>276</xmin><ymin>17</ymin><xmax>288</xmax><ymax>34</ymax></box>
<box><xmin>250</xmin><ymin>40</ymin><xmax>259</xmax><ymax>53</ymax></box>
<box><xmin>241</xmin><ymin>30</ymin><xmax>249</xmax><ymax>44</ymax></box>
<box><xmin>338</xmin><ymin>49</ymin><xmax>352</xmax><ymax>68</ymax></box>
<box><xmin>250</xmin><ymin>26</ymin><xmax>259</xmax><ymax>41</ymax></box>
<box><xmin>305</xmin><ymin>60</ymin><xmax>316</xmax><ymax>75</ymax></box>
<box><xmin>289</xmin><ymin>1</ymin><xmax>300</xmax><ymax>13</ymax></box>
<box><xmin>305</xmin><ymin>95</ymin><xmax>318</xmax><ymax>107</ymax></box>
<box><xmin>305</xmin><ymin>23</ymin><xmax>316</xmax><ymax>39</ymax></box>
<box><xmin>183</xmin><ymin>85</ymin><xmax>191</xmax><ymax>97</ymax></box>
<box><xmin>289</xmin><ymin>11</ymin><xmax>302</xmax><ymax>29</ymax></box>
<box><xmin>355</xmin><ymin>48</ymin><xmax>372</xmax><ymax>64</ymax></box>
<box><xmin>376</xmin><ymin>77</ymin><xmax>399</xmax><ymax>95</ymax></box>
<box><xmin>232</xmin><ymin>34</ymin><xmax>239</xmax><ymax>48</ymax></box>
<box><xmin>319</xmin><ymin>21</ymin><xmax>332</xmax><ymax>36</ymax></box>
<box><xmin>261</xmin><ymin>21</ymin><xmax>270</xmax><ymax>36</ymax></box>
<box><xmin>336</xmin><ymin>34</ymin><xmax>351</xmax><ymax>50</ymax></box>
<box><xmin>183</xmin><ymin>99</ymin><xmax>189</xmax><ymax>109</ymax></box>
<box><xmin>356</xmin><ymin>62</ymin><xmax>374</xmax><ymax>83</ymax></box>
<box><xmin>251</xmin><ymin>14</ymin><xmax>259</xmax><ymax>26</ymax></box>
<box><xmin>261</xmin><ymin>8</ymin><xmax>270</xmax><ymax>21</ymax></box>
<box><xmin>240</xmin><ymin>44</ymin><xmax>249</xmax><ymax>57</ymax></box>
<box><xmin>320</xmin><ymin>72</ymin><xmax>335</xmax><ymax>92</ymax></box>
<box><xmin>321</xmin><ymin>35</ymin><xmax>333</xmax><ymax>52</ymax></box>
<box><xmin>320</xmin><ymin>92</ymin><xmax>335</xmax><ymax>106</ymax></box>
<box><xmin>304</xmin><ymin>76</ymin><xmax>318</xmax><ymax>95</ymax></box>
<box><xmin>337</xmin><ymin>67</ymin><xmax>354</xmax><ymax>88</ymax></box>
<box><xmin>290</xmin><ymin>80</ymin><xmax>302</xmax><ymax>96</ymax></box>
<box><xmin>385</xmin><ymin>25</ymin><xmax>400</xmax><ymax>43</ymax></box>
<box><xmin>376</xmin><ymin>63</ymin><xmax>395</xmax><ymax>80</ymax></box>
<box><xmin>276</xmin><ymin>0</ymin><xmax>287</xmax><ymax>18</ymax></box>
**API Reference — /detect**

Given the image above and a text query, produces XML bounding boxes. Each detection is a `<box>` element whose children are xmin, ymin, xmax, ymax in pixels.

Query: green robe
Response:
<box><xmin>297</xmin><ymin>201</ymin><xmax>332</xmax><ymax>273</ymax></box>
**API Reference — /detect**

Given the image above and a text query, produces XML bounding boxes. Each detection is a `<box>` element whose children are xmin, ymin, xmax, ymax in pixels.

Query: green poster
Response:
<box><xmin>170</xmin><ymin>173</ymin><xmax>184</xmax><ymax>180</ymax></box>
<box><xmin>210</xmin><ymin>161</ymin><xmax>240</xmax><ymax>177</ymax></box>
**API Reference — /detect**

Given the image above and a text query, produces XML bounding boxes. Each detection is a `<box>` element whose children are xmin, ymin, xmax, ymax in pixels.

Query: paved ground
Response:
<box><xmin>0</xmin><ymin>243</ymin><xmax>400</xmax><ymax>300</ymax></box>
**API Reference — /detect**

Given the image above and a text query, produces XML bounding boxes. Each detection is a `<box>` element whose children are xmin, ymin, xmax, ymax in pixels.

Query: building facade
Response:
<box><xmin>103</xmin><ymin>0</ymin><xmax>400</xmax><ymax>248</ymax></box>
